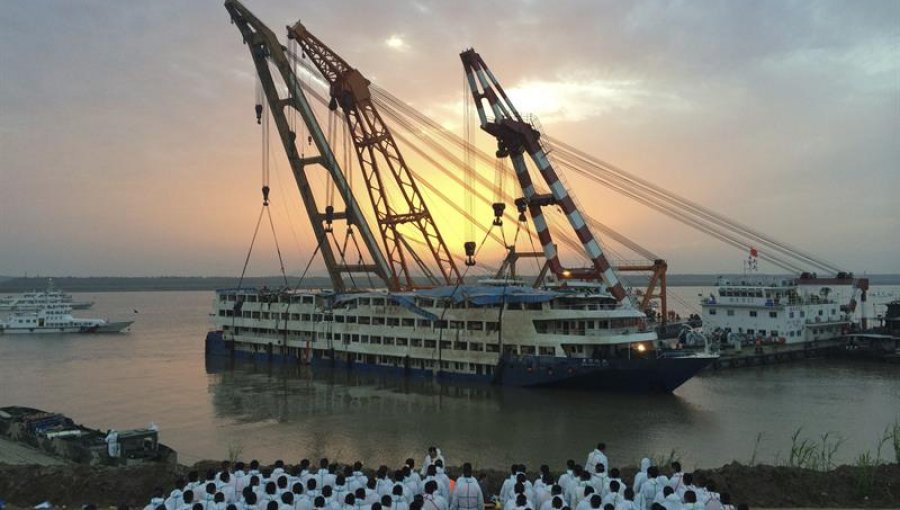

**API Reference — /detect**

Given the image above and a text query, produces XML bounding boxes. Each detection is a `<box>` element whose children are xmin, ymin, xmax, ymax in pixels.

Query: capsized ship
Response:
<box><xmin>207</xmin><ymin>1</ymin><xmax>716</xmax><ymax>392</ymax></box>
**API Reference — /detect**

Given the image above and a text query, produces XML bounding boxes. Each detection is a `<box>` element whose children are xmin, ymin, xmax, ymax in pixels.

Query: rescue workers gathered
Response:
<box><xmin>137</xmin><ymin>445</ymin><xmax>748</xmax><ymax>510</ymax></box>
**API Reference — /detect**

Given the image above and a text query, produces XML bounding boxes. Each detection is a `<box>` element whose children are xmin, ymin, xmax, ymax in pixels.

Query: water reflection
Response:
<box><xmin>205</xmin><ymin>355</ymin><xmax>704</xmax><ymax>468</ymax></box>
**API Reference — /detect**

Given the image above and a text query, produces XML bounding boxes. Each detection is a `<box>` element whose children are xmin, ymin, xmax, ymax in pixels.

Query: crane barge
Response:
<box><xmin>205</xmin><ymin>0</ymin><xmax>718</xmax><ymax>392</ymax></box>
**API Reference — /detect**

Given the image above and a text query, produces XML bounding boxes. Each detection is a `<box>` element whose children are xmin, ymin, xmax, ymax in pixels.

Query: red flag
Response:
<box><xmin>750</xmin><ymin>247</ymin><xmax>758</xmax><ymax>258</ymax></box>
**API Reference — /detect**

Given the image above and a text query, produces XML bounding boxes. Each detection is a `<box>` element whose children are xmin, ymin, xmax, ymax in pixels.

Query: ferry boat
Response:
<box><xmin>701</xmin><ymin>275</ymin><xmax>859</xmax><ymax>346</ymax></box>
<box><xmin>0</xmin><ymin>282</ymin><xmax>94</xmax><ymax>311</ymax></box>
<box><xmin>206</xmin><ymin>280</ymin><xmax>716</xmax><ymax>392</ymax></box>
<box><xmin>0</xmin><ymin>303</ymin><xmax>133</xmax><ymax>334</ymax></box>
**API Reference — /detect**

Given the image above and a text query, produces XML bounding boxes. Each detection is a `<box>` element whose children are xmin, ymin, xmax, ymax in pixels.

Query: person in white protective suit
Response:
<box><xmin>539</xmin><ymin>486</ymin><xmax>564</xmax><ymax>510</ymax></box>
<box><xmin>601</xmin><ymin>482</ymin><xmax>623</xmax><ymax>508</ymax></box>
<box><xmin>105</xmin><ymin>429</ymin><xmax>120</xmax><ymax>458</ymax></box>
<box><xmin>557</xmin><ymin>460</ymin><xmax>576</xmax><ymax>494</ymax></box>
<box><xmin>279</xmin><ymin>492</ymin><xmax>296</xmax><ymax>510</ymax></box>
<box><xmin>637</xmin><ymin>466</ymin><xmax>662</xmax><ymax>510</ymax></box>
<box><xmin>349</xmin><ymin>462</ymin><xmax>368</xmax><ymax>492</ymax></box>
<box><xmin>573</xmin><ymin>487</ymin><xmax>596</xmax><ymax>510</ymax></box>
<box><xmin>631</xmin><ymin>459</ymin><xmax>651</xmax><ymax>496</ymax></box>
<box><xmin>422</xmin><ymin>447</ymin><xmax>445</xmax><ymax>475</ymax></box>
<box><xmin>176</xmin><ymin>490</ymin><xmax>195</xmax><ymax>510</ymax></box>
<box><xmin>293</xmin><ymin>485</ymin><xmax>313</xmax><ymax>510</ymax></box>
<box><xmin>499</xmin><ymin>465</ymin><xmax>519</xmax><ymax>504</ymax></box>
<box><xmin>509</xmin><ymin>493</ymin><xmax>533</xmax><ymax>510</ymax></box>
<box><xmin>352</xmin><ymin>489</ymin><xmax>368</xmax><ymax>510</ymax></box>
<box><xmin>569</xmin><ymin>471</ymin><xmax>593</xmax><ymax>507</ymax></box>
<box><xmin>680</xmin><ymin>491</ymin><xmax>702</xmax><ymax>510</ymax></box>
<box><xmin>422</xmin><ymin>481</ymin><xmax>448</xmax><ymax>510</ymax></box>
<box><xmin>614</xmin><ymin>489</ymin><xmax>637</xmax><ymax>510</ymax></box>
<box><xmin>585</xmin><ymin>444</ymin><xmax>608</xmax><ymax>474</ymax></box>
<box><xmin>403</xmin><ymin>462</ymin><xmax>423</xmax><ymax>496</ymax></box>
<box><xmin>605</xmin><ymin>469</ymin><xmax>624</xmax><ymax>497</ymax></box>
<box><xmin>589</xmin><ymin>465</ymin><xmax>608</xmax><ymax>497</ymax></box>
<box><xmin>659</xmin><ymin>487</ymin><xmax>681</xmax><ymax>510</ymax></box>
<box><xmin>144</xmin><ymin>487</ymin><xmax>167</xmax><ymax>510</ymax></box>
<box><xmin>532</xmin><ymin>473</ymin><xmax>553</xmax><ymax>510</ymax></box>
<box><xmin>450</xmin><ymin>463</ymin><xmax>484</xmax><ymax>510</ymax></box>
<box><xmin>666</xmin><ymin>464</ymin><xmax>684</xmax><ymax>497</ymax></box>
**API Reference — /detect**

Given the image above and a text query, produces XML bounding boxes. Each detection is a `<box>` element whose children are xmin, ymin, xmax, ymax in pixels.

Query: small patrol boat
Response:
<box><xmin>0</xmin><ymin>303</ymin><xmax>133</xmax><ymax>334</ymax></box>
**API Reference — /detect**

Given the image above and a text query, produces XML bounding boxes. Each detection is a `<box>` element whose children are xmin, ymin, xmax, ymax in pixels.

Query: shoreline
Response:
<box><xmin>0</xmin><ymin>442</ymin><xmax>897</xmax><ymax>508</ymax></box>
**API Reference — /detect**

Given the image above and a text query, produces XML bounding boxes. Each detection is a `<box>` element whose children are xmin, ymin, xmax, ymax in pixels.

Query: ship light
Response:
<box><xmin>636</xmin><ymin>343</ymin><xmax>646</xmax><ymax>353</ymax></box>
<box><xmin>562</xmin><ymin>270</ymin><xmax>572</xmax><ymax>278</ymax></box>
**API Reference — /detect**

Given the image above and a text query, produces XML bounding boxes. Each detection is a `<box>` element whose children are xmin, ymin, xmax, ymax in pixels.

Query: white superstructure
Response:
<box><xmin>0</xmin><ymin>282</ymin><xmax>94</xmax><ymax>311</ymax></box>
<box><xmin>0</xmin><ymin>304</ymin><xmax>132</xmax><ymax>334</ymax></box>
<box><xmin>701</xmin><ymin>276</ymin><xmax>853</xmax><ymax>345</ymax></box>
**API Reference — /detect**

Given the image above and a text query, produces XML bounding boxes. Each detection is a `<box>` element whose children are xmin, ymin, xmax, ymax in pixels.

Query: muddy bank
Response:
<box><xmin>0</xmin><ymin>461</ymin><xmax>897</xmax><ymax>508</ymax></box>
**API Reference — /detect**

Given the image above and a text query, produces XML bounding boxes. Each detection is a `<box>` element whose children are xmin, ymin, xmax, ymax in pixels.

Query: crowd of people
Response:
<box><xmin>140</xmin><ymin>445</ymin><xmax>748</xmax><ymax>510</ymax></box>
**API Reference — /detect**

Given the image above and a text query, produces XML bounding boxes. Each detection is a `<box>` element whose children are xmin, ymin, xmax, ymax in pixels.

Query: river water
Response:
<box><xmin>0</xmin><ymin>288</ymin><xmax>898</xmax><ymax>470</ymax></box>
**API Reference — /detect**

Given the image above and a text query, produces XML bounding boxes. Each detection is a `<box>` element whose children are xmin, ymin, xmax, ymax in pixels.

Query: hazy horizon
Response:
<box><xmin>1</xmin><ymin>0</ymin><xmax>898</xmax><ymax>278</ymax></box>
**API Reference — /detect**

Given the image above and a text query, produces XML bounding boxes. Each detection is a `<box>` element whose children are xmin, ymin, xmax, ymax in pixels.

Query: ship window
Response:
<box><xmin>371</xmin><ymin>336</ymin><xmax>382</xmax><ymax>344</ymax></box>
<box><xmin>504</xmin><ymin>345</ymin><xmax>518</xmax><ymax>354</ymax></box>
<box><xmin>247</xmin><ymin>295</ymin><xmax>257</xmax><ymax>302</ymax></box>
<box><xmin>347</xmin><ymin>315</ymin><xmax>357</xmax><ymax>323</ymax></box>
<box><xmin>387</xmin><ymin>317</ymin><xmax>399</xmax><ymax>326</ymax></box>
<box><xmin>749</xmin><ymin>311</ymin><xmax>757</xmax><ymax>317</ymax></box>
<box><xmin>440</xmin><ymin>340</ymin><xmax>451</xmax><ymax>350</ymax></box>
<box><xmin>384</xmin><ymin>337</ymin><xmax>394</xmax><ymax>345</ymax></box>
<box><xmin>359</xmin><ymin>298</ymin><xmax>370</xmax><ymax>306</ymax></box>
<box><xmin>402</xmin><ymin>318</ymin><xmax>414</xmax><ymax>327</ymax></box>
<box><xmin>358</xmin><ymin>316</ymin><xmax>370</xmax><ymax>325</ymax></box>
<box><xmin>410</xmin><ymin>338</ymin><xmax>422</xmax><ymax>347</ymax></box>
<box><xmin>396</xmin><ymin>338</ymin><xmax>408</xmax><ymax>346</ymax></box>
<box><xmin>758</xmin><ymin>330</ymin><xmax>766</xmax><ymax>336</ymax></box>
<box><xmin>467</xmin><ymin>321</ymin><xmax>483</xmax><ymax>331</ymax></box>
<box><xmin>486</xmin><ymin>322</ymin><xmax>499</xmax><ymax>333</ymax></box>
<box><xmin>416</xmin><ymin>319</ymin><xmax>430</xmax><ymax>328</ymax></box>
<box><xmin>521</xmin><ymin>345</ymin><xmax>536</xmax><ymax>355</ymax></box>
<box><xmin>219</xmin><ymin>310</ymin><xmax>226</xmax><ymax>317</ymax></box>
<box><xmin>539</xmin><ymin>346</ymin><xmax>555</xmax><ymax>356</ymax></box>
<box><xmin>302</xmin><ymin>296</ymin><xmax>314</xmax><ymax>304</ymax></box>
<box><xmin>525</xmin><ymin>302</ymin><xmax>543</xmax><ymax>310</ymax></box>
<box><xmin>425</xmin><ymin>340</ymin><xmax>436</xmax><ymax>348</ymax></box>
<box><xmin>372</xmin><ymin>298</ymin><xmax>385</xmax><ymax>306</ymax></box>
<box><xmin>486</xmin><ymin>343</ymin><xmax>499</xmax><ymax>353</ymax></box>
<box><xmin>769</xmin><ymin>312</ymin><xmax>777</xmax><ymax>318</ymax></box>
<box><xmin>373</xmin><ymin>317</ymin><xmax>385</xmax><ymax>325</ymax></box>
<box><xmin>507</xmin><ymin>303</ymin><xmax>524</xmax><ymax>310</ymax></box>
<box><xmin>726</xmin><ymin>309</ymin><xmax>734</xmax><ymax>316</ymax></box>
<box><xmin>418</xmin><ymin>298</ymin><xmax>434</xmax><ymax>307</ymax></box>
<box><xmin>818</xmin><ymin>310</ymin><xmax>823</xmax><ymax>316</ymax></box>
<box><xmin>450</xmin><ymin>320</ymin><xmax>464</xmax><ymax>330</ymax></box>
<box><xmin>335</xmin><ymin>315</ymin><xmax>345</xmax><ymax>323</ymax></box>
<box><xmin>435</xmin><ymin>320</ymin><xmax>447</xmax><ymax>329</ymax></box>
<box><xmin>771</xmin><ymin>330</ymin><xmax>779</xmax><ymax>337</ymax></box>
<box><xmin>709</xmin><ymin>309</ymin><xmax>717</xmax><ymax>315</ymax></box>
<box><xmin>469</xmin><ymin>342</ymin><xmax>483</xmax><ymax>352</ymax></box>
<box><xmin>361</xmin><ymin>335</ymin><xmax>369</xmax><ymax>343</ymax></box>
<box><xmin>302</xmin><ymin>314</ymin><xmax>311</xmax><ymax>321</ymax></box>
<box><xmin>789</xmin><ymin>312</ymin><xmax>795</xmax><ymax>318</ymax></box>
<box><xmin>454</xmin><ymin>341</ymin><xmax>467</xmax><ymax>350</ymax></box>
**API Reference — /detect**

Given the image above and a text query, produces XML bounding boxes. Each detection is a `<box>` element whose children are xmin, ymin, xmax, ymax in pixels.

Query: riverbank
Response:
<box><xmin>0</xmin><ymin>456</ymin><xmax>897</xmax><ymax>508</ymax></box>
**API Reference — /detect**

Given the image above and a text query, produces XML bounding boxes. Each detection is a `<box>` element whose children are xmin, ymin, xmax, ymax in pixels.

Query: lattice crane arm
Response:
<box><xmin>285</xmin><ymin>20</ymin><xmax>461</xmax><ymax>289</ymax></box>
<box><xmin>224</xmin><ymin>0</ymin><xmax>393</xmax><ymax>291</ymax></box>
<box><xmin>460</xmin><ymin>48</ymin><xmax>630</xmax><ymax>304</ymax></box>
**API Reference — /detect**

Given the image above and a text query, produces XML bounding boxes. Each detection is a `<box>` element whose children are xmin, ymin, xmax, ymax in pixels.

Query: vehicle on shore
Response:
<box><xmin>0</xmin><ymin>303</ymin><xmax>133</xmax><ymax>334</ymax></box>
<box><xmin>0</xmin><ymin>406</ymin><xmax>176</xmax><ymax>466</ymax></box>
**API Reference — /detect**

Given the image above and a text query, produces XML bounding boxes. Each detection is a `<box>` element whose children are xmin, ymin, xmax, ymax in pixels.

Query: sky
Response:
<box><xmin>0</xmin><ymin>0</ymin><xmax>898</xmax><ymax>278</ymax></box>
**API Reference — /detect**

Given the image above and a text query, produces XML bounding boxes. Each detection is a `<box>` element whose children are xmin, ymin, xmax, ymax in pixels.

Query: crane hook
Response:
<box><xmin>255</xmin><ymin>103</ymin><xmax>263</xmax><ymax>124</ymax></box>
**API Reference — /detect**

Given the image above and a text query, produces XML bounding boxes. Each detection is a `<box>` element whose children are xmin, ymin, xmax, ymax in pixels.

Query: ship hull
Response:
<box><xmin>205</xmin><ymin>331</ymin><xmax>714</xmax><ymax>392</ymax></box>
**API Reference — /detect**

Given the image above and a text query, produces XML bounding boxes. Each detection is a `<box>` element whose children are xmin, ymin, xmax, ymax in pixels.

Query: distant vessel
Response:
<box><xmin>701</xmin><ymin>273</ymin><xmax>867</xmax><ymax>346</ymax></box>
<box><xmin>0</xmin><ymin>303</ymin><xmax>132</xmax><ymax>334</ymax></box>
<box><xmin>0</xmin><ymin>280</ymin><xmax>94</xmax><ymax>311</ymax></box>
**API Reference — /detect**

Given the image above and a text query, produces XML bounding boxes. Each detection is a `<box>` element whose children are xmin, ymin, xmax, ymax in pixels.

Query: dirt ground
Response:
<box><xmin>0</xmin><ymin>460</ymin><xmax>897</xmax><ymax>508</ymax></box>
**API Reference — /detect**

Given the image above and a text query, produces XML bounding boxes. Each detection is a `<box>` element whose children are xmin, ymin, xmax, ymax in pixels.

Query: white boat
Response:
<box><xmin>0</xmin><ymin>304</ymin><xmax>133</xmax><ymax>334</ymax></box>
<box><xmin>0</xmin><ymin>281</ymin><xmax>94</xmax><ymax>311</ymax></box>
<box><xmin>701</xmin><ymin>274</ymin><xmax>865</xmax><ymax>346</ymax></box>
